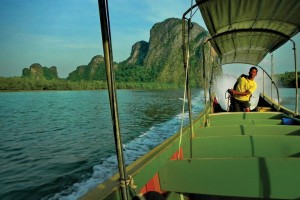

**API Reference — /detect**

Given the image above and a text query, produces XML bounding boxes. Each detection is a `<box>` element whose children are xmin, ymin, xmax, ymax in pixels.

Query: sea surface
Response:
<box><xmin>0</xmin><ymin>89</ymin><xmax>204</xmax><ymax>200</ymax></box>
<box><xmin>0</xmin><ymin>88</ymin><xmax>298</xmax><ymax>200</ymax></box>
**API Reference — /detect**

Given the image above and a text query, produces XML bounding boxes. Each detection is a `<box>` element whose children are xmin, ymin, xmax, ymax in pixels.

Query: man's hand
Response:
<box><xmin>228</xmin><ymin>89</ymin><xmax>235</xmax><ymax>95</ymax></box>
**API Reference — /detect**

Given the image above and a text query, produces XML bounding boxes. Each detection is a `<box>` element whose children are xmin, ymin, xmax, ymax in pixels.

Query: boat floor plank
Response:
<box><xmin>159</xmin><ymin>158</ymin><xmax>300</xmax><ymax>199</ymax></box>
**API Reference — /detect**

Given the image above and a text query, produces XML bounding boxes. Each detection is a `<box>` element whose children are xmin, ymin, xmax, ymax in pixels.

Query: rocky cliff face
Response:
<box><xmin>125</xmin><ymin>40</ymin><xmax>149</xmax><ymax>66</ymax></box>
<box><xmin>144</xmin><ymin>18</ymin><xmax>184</xmax><ymax>68</ymax></box>
<box><xmin>67</xmin><ymin>55</ymin><xmax>106</xmax><ymax>81</ymax></box>
<box><xmin>66</xmin><ymin>18</ymin><xmax>217</xmax><ymax>86</ymax></box>
<box><xmin>22</xmin><ymin>63</ymin><xmax>58</xmax><ymax>80</ymax></box>
<box><xmin>143</xmin><ymin>18</ymin><xmax>208</xmax><ymax>84</ymax></box>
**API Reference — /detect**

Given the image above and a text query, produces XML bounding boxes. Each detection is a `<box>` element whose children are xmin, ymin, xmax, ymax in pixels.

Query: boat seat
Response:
<box><xmin>209</xmin><ymin>112</ymin><xmax>284</xmax><ymax>120</ymax></box>
<box><xmin>208</xmin><ymin>119</ymin><xmax>282</xmax><ymax>126</ymax></box>
<box><xmin>191</xmin><ymin>135</ymin><xmax>300</xmax><ymax>158</ymax></box>
<box><xmin>194</xmin><ymin>125</ymin><xmax>300</xmax><ymax>137</ymax></box>
<box><xmin>207</xmin><ymin>112</ymin><xmax>288</xmax><ymax>126</ymax></box>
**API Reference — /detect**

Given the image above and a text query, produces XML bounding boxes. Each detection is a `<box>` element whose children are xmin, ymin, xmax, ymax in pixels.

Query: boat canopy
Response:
<box><xmin>196</xmin><ymin>0</ymin><xmax>300</xmax><ymax>65</ymax></box>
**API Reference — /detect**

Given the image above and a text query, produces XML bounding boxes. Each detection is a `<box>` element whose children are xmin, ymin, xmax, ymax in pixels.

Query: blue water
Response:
<box><xmin>0</xmin><ymin>89</ymin><xmax>204</xmax><ymax>200</ymax></box>
<box><xmin>276</xmin><ymin>88</ymin><xmax>299</xmax><ymax>112</ymax></box>
<box><xmin>0</xmin><ymin>88</ymin><xmax>297</xmax><ymax>200</ymax></box>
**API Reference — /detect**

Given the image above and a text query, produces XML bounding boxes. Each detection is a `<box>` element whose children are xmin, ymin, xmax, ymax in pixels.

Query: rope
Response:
<box><xmin>127</xmin><ymin>175</ymin><xmax>146</xmax><ymax>200</ymax></box>
<box><xmin>190</xmin><ymin>0</ymin><xmax>199</xmax><ymax>18</ymax></box>
<box><xmin>178</xmin><ymin>0</ymin><xmax>195</xmax><ymax>160</ymax></box>
<box><xmin>225</xmin><ymin>90</ymin><xmax>231</xmax><ymax>112</ymax></box>
<box><xmin>178</xmin><ymin>60</ymin><xmax>189</xmax><ymax>159</ymax></box>
<box><xmin>203</xmin><ymin>43</ymin><xmax>212</xmax><ymax>124</ymax></box>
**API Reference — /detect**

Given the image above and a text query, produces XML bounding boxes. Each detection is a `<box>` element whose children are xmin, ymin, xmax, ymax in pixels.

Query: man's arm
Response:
<box><xmin>228</xmin><ymin>89</ymin><xmax>251</xmax><ymax>96</ymax></box>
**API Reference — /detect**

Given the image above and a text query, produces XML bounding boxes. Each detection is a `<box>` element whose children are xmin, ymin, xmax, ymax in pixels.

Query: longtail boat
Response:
<box><xmin>81</xmin><ymin>0</ymin><xmax>300</xmax><ymax>199</ymax></box>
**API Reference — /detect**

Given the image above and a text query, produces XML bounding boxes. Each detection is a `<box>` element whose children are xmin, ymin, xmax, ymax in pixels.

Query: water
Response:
<box><xmin>0</xmin><ymin>88</ymin><xmax>297</xmax><ymax>200</ymax></box>
<box><xmin>0</xmin><ymin>89</ymin><xmax>204</xmax><ymax>200</ymax></box>
<box><xmin>276</xmin><ymin>88</ymin><xmax>299</xmax><ymax>112</ymax></box>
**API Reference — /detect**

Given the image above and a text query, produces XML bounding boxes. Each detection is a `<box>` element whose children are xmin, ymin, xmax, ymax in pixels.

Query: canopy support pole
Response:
<box><xmin>98</xmin><ymin>1</ymin><xmax>129</xmax><ymax>199</ymax></box>
<box><xmin>182</xmin><ymin>17</ymin><xmax>194</xmax><ymax>159</ymax></box>
<box><xmin>290</xmin><ymin>39</ymin><xmax>298</xmax><ymax>115</ymax></box>
<box><xmin>271</xmin><ymin>53</ymin><xmax>274</xmax><ymax>99</ymax></box>
<box><xmin>181</xmin><ymin>4</ymin><xmax>198</xmax><ymax>159</ymax></box>
<box><xmin>263</xmin><ymin>71</ymin><xmax>265</xmax><ymax>96</ymax></box>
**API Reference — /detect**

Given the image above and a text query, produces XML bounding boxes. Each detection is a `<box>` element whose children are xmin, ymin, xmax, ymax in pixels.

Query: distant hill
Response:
<box><xmin>22</xmin><ymin>63</ymin><xmax>58</xmax><ymax>80</ymax></box>
<box><xmin>21</xmin><ymin>18</ymin><xmax>220</xmax><ymax>87</ymax></box>
<box><xmin>66</xmin><ymin>18</ymin><xmax>218</xmax><ymax>86</ymax></box>
<box><xmin>67</xmin><ymin>55</ymin><xmax>107</xmax><ymax>81</ymax></box>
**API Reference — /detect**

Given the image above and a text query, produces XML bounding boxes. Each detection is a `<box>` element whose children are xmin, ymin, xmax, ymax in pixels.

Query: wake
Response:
<box><xmin>46</xmin><ymin>91</ymin><xmax>205</xmax><ymax>200</ymax></box>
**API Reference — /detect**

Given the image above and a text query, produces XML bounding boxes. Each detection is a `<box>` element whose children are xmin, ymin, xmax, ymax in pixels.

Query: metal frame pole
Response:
<box><xmin>271</xmin><ymin>53</ymin><xmax>274</xmax><ymax>99</ymax></box>
<box><xmin>182</xmin><ymin>5</ymin><xmax>198</xmax><ymax>159</ymax></box>
<box><xmin>98</xmin><ymin>1</ymin><xmax>129</xmax><ymax>199</ymax></box>
<box><xmin>290</xmin><ymin>39</ymin><xmax>298</xmax><ymax>115</ymax></box>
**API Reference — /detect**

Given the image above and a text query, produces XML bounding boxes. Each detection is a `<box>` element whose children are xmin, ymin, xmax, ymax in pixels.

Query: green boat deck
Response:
<box><xmin>159</xmin><ymin>112</ymin><xmax>300</xmax><ymax>199</ymax></box>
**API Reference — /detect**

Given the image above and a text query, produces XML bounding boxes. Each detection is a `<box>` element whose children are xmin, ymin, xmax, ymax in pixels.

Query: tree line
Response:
<box><xmin>0</xmin><ymin>77</ymin><xmax>180</xmax><ymax>91</ymax></box>
<box><xmin>273</xmin><ymin>72</ymin><xmax>300</xmax><ymax>88</ymax></box>
<box><xmin>0</xmin><ymin>71</ymin><xmax>298</xmax><ymax>91</ymax></box>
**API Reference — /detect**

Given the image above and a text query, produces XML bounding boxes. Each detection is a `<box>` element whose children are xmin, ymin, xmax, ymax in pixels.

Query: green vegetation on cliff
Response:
<box><xmin>2</xmin><ymin>18</ymin><xmax>298</xmax><ymax>92</ymax></box>
<box><xmin>63</xmin><ymin>18</ymin><xmax>215</xmax><ymax>88</ymax></box>
<box><xmin>22</xmin><ymin>63</ymin><xmax>59</xmax><ymax>80</ymax></box>
<box><xmin>1</xmin><ymin>18</ymin><xmax>220</xmax><ymax>91</ymax></box>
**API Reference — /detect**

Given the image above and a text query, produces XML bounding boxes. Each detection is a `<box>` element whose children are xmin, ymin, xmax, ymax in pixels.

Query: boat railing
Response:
<box><xmin>257</xmin><ymin>65</ymin><xmax>280</xmax><ymax>110</ymax></box>
<box><xmin>262</xmin><ymin>38</ymin><xmax>298</xmax><ymax>115</ymax></box>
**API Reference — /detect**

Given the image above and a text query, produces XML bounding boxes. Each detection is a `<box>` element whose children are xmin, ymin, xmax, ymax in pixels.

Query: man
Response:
<box><xmin>228</xmin><ymin>66</ymin><xmax>258</xmax><ymax>112</ymax></box>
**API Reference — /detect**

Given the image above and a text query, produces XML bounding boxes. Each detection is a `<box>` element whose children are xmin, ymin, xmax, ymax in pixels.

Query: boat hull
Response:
<box><xmin>80</xmin><ymin>94</ymin><xmax>300</xmax><ymax>199</ymax></box>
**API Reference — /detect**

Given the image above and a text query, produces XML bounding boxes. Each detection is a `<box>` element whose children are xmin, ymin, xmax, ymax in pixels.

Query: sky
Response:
<box><xmin>0</xmin><ymin>0</ymin><xmax>299</xmax><ymax>78</ymax></box>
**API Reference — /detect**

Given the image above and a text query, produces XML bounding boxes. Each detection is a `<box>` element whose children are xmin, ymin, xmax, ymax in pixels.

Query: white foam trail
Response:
<box><xmin>47</xmin><ymin>91</ymin><xmax>204</xmax><ymax>200</ymax></box>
